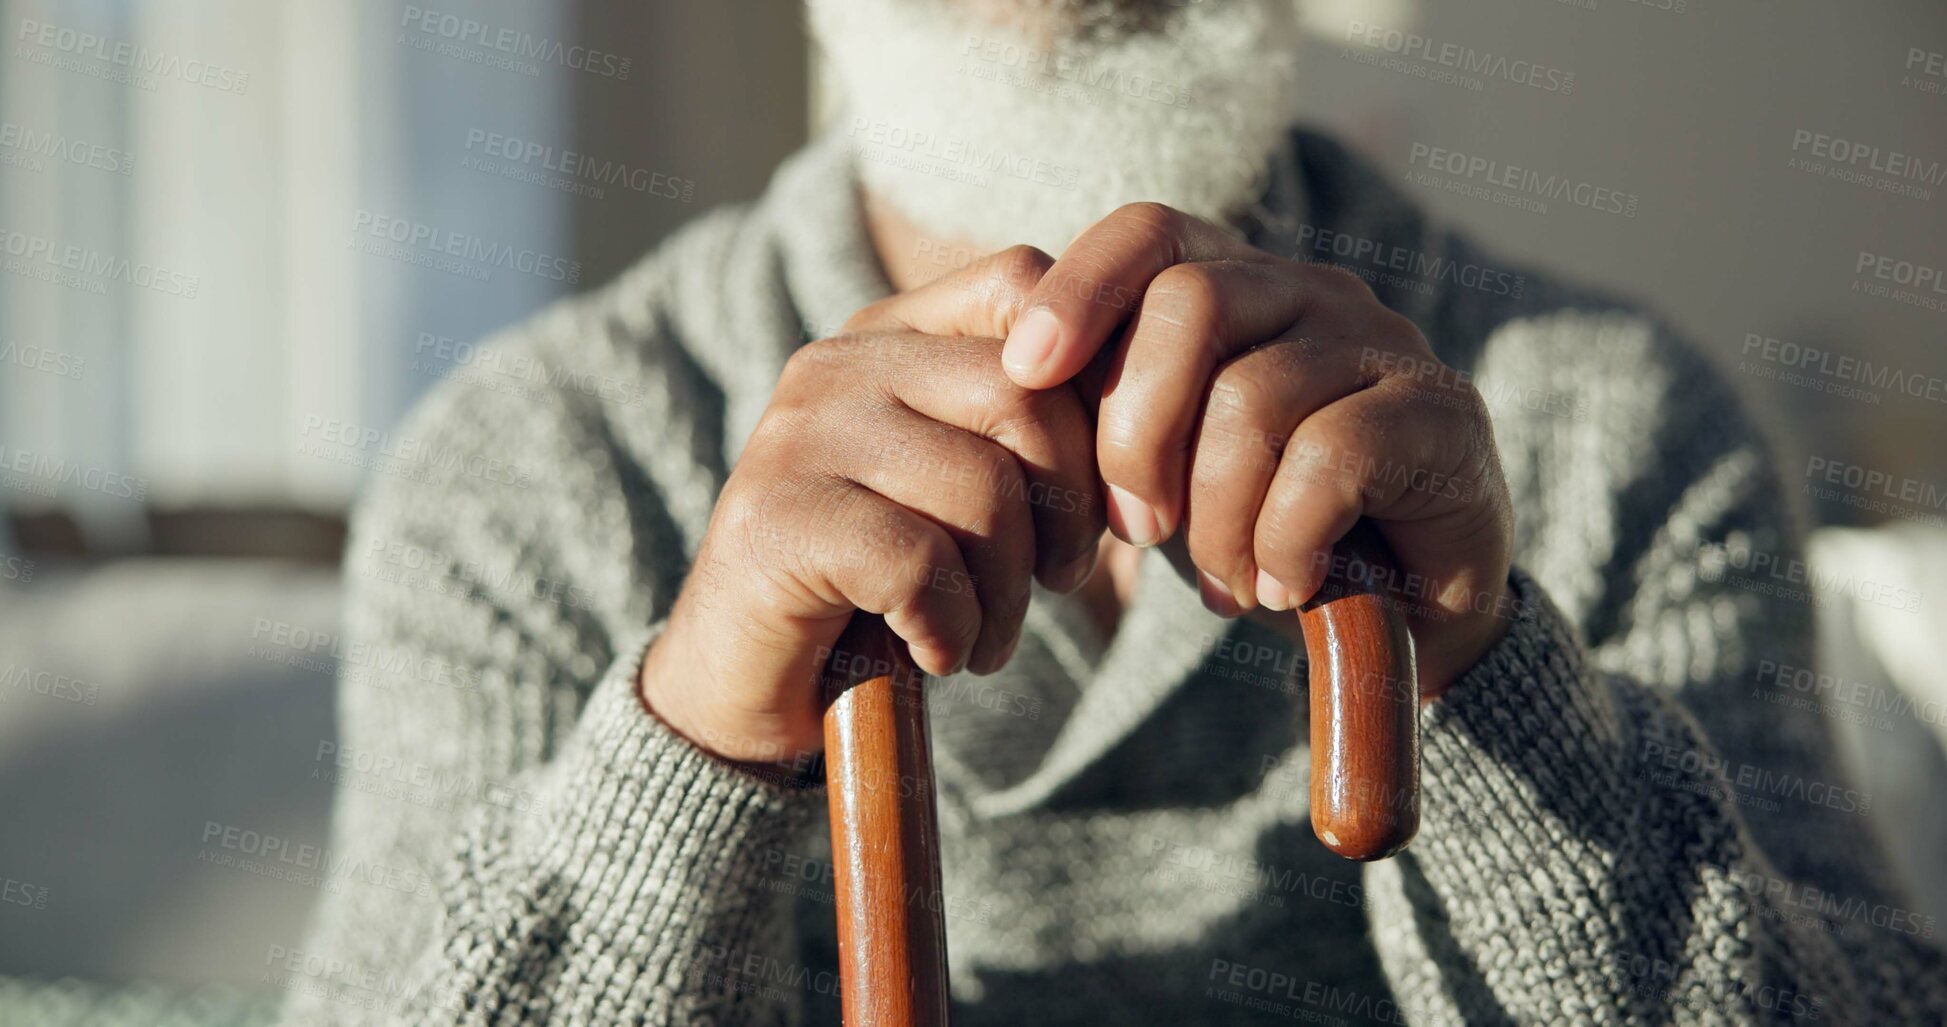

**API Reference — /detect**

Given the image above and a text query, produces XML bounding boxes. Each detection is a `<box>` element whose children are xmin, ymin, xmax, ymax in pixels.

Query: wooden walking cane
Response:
<box><xmin>819</xmin><ymin>522</ymin><xmax>1421</xmax><ymax>1025</ymax></box>
<box><xmin>822</xmin><ymin>615</ymin><xmax>952</xmax><ymax>1027</ymax></box>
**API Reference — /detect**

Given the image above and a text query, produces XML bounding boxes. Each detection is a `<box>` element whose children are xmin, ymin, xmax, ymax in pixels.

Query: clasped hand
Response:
<box><xmin>643</xmin><ymin>203</ymin><xmax>1513</xmax><ymax>765</ymax></box>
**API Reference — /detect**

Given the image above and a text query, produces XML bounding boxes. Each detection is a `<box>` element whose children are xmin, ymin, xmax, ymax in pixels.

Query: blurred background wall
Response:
<box><xmin>0</xmin><ymin>0</ymin><xmax>1942</xmax><ymax>1021</ymax></box>
<box><xmin>0</xmin><ymin>1</ymin><xmax>809</xmax><ymax>1018</ymax></box>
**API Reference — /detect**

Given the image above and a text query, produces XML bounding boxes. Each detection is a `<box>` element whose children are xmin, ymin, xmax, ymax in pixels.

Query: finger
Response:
<box><xmin>1252</xmin><ymin>379</ymin><xmax>1476</xmax><ymax>610</ymax></box>
<box><xmin>843</xmin><ymin>409</ymin><xmax>1038</xmax><ymax>676</ymax></box>
<box><xmin>1181</xmin><ymin>338</ymin><xmax>1372</xmax><ymax>611</ymax></box>
<box><xmin>1001</xmin><ymin>202</ymin><xmax>1270</xmax><ymax>389</ymax></box>
<box><xmin>842</xmin><ymin>244</ymin><xmax>1054</xmax><ymax>339</ymax></box>
<box><xmin>1095</xmin><ymin>260</ymin><xmax>1307</xmax><ymax>547</ymax></box>
<box><xmin>782</xmin><ymin>480</ymin><xmax>986</xmax><ymax>679</ymax></box>
<box><xmin>805</xmin><ymin>333</ymin><xmax>1105</xmax><ymax>592</ymax></box>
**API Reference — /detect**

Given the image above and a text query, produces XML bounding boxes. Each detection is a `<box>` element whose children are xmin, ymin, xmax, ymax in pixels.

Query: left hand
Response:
<box><xmin>998</xmin><ymin>203</ymin><xmax>1516</xmax><ymax>697</ymax></box>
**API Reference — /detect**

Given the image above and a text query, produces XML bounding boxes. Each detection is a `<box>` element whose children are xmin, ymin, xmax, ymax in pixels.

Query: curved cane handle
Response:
<box><xmin>1300</xmin><ymin>521</ymin><xmax>1421</xmax><ymax>861</ymax></box>
<box><xmin>822</xmin><ymin>616</ymin><xmax>952</xmax><ymax>1026</ymax></box>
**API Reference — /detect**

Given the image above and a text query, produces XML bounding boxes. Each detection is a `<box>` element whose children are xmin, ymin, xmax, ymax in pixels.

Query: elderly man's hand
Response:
<box><xmin>640</xmin><ymin>248</ymin><xmax>1104</xmax><ymax>764</ymax></box>
<box><xmin>998</xmin><ymin>203</ymin><xmax>1516</xmax><ymax>696</ymax></box>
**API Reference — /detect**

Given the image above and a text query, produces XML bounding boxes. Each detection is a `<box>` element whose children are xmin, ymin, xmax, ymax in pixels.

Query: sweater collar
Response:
<box><xmin>770</xmin><ymin>130</ymin><xmax>896</xmax><ymax>343</ymax></box>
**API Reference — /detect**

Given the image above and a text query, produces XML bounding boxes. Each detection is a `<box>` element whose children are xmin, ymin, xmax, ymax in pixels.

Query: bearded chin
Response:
<box><xmin>808</xmin><ymin>0</ymin><xmax>1304</xmax><ymax>256</ymax></box>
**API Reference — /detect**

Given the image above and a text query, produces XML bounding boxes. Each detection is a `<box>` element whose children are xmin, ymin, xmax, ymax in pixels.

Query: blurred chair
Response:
<box><xmin>0</xmin><ymin>556</ymin><xmax>340</xmax><ymax>1024</ymax></box>
<box><xmin>1811</xmin><ymin>524</ymin><xmax>1947</xmax><ymax>921</ymax></box>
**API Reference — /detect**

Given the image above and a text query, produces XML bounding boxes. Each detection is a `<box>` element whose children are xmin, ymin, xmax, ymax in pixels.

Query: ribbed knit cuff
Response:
<box><xmin>536</xmin><ymin>624</ymin><xmax>825</xmax><ymax>865</ymax></box>
<box><xmin>1413</xmin><ymin>568</ymin><xmax>1627</xmax><ymax>856</ymax></box>
<box><xmin>507</xmin><ymin>629</ymin><xmax>828</xmax><ymax>1013</ymax></box>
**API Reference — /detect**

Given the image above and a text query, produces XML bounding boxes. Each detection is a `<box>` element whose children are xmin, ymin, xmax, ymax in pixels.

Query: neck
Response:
<box><xmin>863</xmin><ymin>189</ymin><xmax>993</xmax><ymax>294</ymax></box>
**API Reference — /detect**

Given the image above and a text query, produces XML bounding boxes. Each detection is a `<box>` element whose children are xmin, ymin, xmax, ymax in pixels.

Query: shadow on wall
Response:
<box><xmin>566</xmin><ymin>2</ymin><xmax>811</xmax><ymax>287</ymax></box>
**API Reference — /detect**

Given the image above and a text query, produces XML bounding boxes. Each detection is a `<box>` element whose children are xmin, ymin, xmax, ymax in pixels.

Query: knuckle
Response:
<box><xmin>779</xmin><ymin>341</ymin><xmax>909</xmax><ymax>422</ymax></box>
<box><xmin>1205</xmin><ymin>364</ymin><xmax>1278</xmax><ymax>425</ymax></box>
<box><xmin>743</xmin><ymin>543</ymin><xmax>814</xmax><ymax>620</ymax></box>
<box><xmin>1281</xmin><ymin>424</ymin><xmax>1333</xmax><ymax>473</ymax></box>
<box><xmin>1263</xmin><ymin>465</ymin><xmax>1338</xmax><ymax>536</ymax></box>
<box><xmin>710</xmin><ymin>483</ymin><xmax>769</xmax><ymax>550</ymax></box>
<box><xmin>720</xmin><ymin>485</ymin><xmax>821</xmax><ymax>600</ymax></box>
<box><xmin>777</xmin><ymin>343</ymin><xmax>815</xmax><ymax>386</ymax></box>
<box><xmin>1145</xmin><ymin>264</ymin><xmax>1227</xmax><ymax>341</ymax></box>
<box><xmin>744</xmin><ymin>406</ymin><xmax>814</xmax><ymax>457</ymax></box>
<box><xmin>984</xmin><ymin>244</ymin><xmax>1055</xmax><ymax>299</ymax></box>
<box><xmin>1106</xmin><ymin>202</ymin><xmax>1184</xmax><ymax>262</ymax></box>
<box><xmin>780</xmin><ymin>336</ymin><xmax>844</xmax><ymax>384</ymax></box>
<box><xmin>1114</xmin><ymin>201</ymin><xmax>1181</xmax><ymax>237</ymax></box>
<box><xmin>856</xmin><ymin>510</ymin><xmax>923</xmax><ymax>596</ymax></box>
<box><xmin>1101</xmin><ymin>419</ymin><xmax>1189</xmax><ymax>494</ymax></box>
<box><xmin>718</xmin><ymin>458</ymin><xmax>820</xmax><ymax>535</ymax></box>
<box><xmin>1281</xmin><ymin>426</ymin><xmax>1356</xmax><ymax>498</ymax></box>
<box><xmin>1095</xmin><ymin>405</ymin><xmax>1152</xmax><ymax>464</ymax></box>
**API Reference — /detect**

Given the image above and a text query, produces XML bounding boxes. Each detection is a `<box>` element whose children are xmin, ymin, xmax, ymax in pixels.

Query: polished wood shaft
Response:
<box><xmin>822</xmin><ymin>616</ymin><xmax>952</xmax><ymax>1026</ymax></box>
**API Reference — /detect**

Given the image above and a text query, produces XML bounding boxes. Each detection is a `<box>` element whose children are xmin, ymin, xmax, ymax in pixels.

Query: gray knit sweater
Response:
<box><xmin>279</xmin><ymin>128</ymin><xmax>1946</xmax><ymax>1026</ymax></box>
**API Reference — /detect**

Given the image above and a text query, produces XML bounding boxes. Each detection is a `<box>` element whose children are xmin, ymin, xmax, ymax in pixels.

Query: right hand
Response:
<box><xmin>639</xmin><ymin>247</ymin><xmax>1104</xmax><ymax>766</ymax></box>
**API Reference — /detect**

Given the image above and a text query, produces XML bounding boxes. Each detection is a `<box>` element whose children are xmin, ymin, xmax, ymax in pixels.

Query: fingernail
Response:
<box><xmin>1256</xmin><ymin>569</ymin><xmax>1292</xmax><ymax>611</ymax></box>
<box><xmin>1050</xmin><ymin>546</ymin><xmax>1099</xmax><ymax>593</ymax></box>
<box><xmin>1197</xmin><ymin>570</ymin><xmax>1242</xmax><ymax>617</ymax></box>
<box><xmin>1002</xmin><ymin>307</ymin><xmax>1060</xmax><ymax>380</ymax></box>
<box><xmin>1106</xmin><ymin>485</ymin><xmax>1160</xmax><ymax>547</ymax></box>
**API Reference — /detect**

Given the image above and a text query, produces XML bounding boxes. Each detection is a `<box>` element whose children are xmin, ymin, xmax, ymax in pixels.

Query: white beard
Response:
<box><xmin>807</xmin><ymin>0</ymin><xmax>1304</xmax><ymax>255</ymax></box>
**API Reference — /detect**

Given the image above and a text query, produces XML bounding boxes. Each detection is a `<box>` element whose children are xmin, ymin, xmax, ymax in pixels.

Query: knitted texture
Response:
<box><xmin>278</xmin><ymin>129</ymin><xmax>1946</xmax><ymax>1025</ymax></box>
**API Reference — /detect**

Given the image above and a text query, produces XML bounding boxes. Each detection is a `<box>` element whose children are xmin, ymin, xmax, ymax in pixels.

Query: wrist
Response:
<box><xmin>637</xmin><ymin>618</ymin><xmax>825</xmax><ymax>780</ymax></box>
<box><xmin>636</xmin><ymin>626</ymin><xmax>699</xmax><ymax>740</ymax></box>
<box><xmin>1419</xmin><ymin>573</ymin><xmax>1514</xmax><ymax>700</ymax></box>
